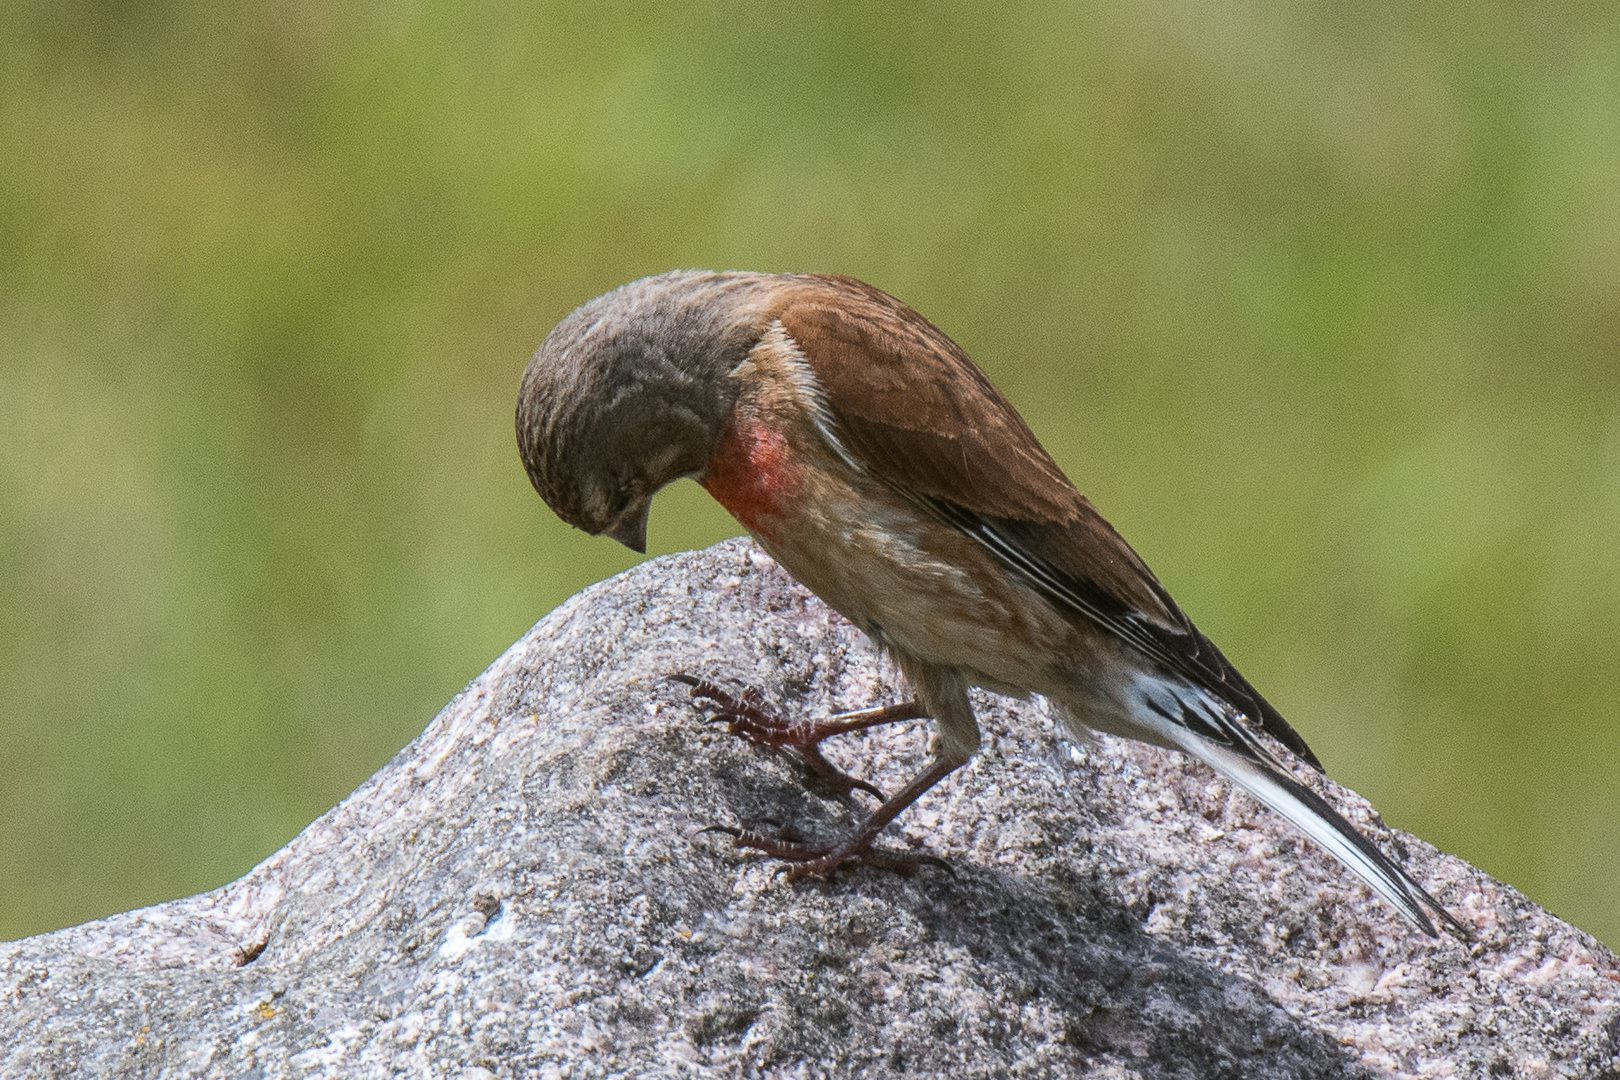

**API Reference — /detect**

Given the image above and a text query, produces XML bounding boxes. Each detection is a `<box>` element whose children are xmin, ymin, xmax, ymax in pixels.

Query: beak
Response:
<box><xmin>603</xmin><ymin>499</ymin><xmax>651</xmax><ymax>554</ymax></box>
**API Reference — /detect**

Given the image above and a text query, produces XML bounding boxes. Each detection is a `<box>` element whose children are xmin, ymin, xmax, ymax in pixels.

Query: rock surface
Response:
<box><xmin>4</xmin><ymin>538</ymin><xmax>1618</xmax><ymax>1079</ymax></box>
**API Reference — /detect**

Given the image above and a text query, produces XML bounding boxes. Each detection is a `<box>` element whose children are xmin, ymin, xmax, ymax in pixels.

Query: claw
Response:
<box><xmin>673</xmin><ymin>674</ymin><xmax>956</xmax><ymax>882</ymax></box>
<box><xmin>702</xmin><ymin>822</ymin><xmax>944</xmax><ymax>880</ymax></box>
<box><xmin>671</xmin><ymin>673</ymin><xmax>892</xmax><ymax>803</ymax></box>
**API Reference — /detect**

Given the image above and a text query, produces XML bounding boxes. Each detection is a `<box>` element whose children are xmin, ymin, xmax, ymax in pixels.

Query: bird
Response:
<box><xmin>515</xmin><ymin>269</ymin><xmax>1466</xmax><ymax>938</ymax></box>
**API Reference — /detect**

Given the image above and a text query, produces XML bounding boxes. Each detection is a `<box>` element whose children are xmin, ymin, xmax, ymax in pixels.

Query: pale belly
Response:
<box><xmin>743</xmin><ymin>472</ymin><xmax>1080</xmax><ymax>702</ymax></box>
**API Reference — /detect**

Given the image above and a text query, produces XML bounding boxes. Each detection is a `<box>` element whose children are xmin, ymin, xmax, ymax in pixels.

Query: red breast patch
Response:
<box><xmin>701</xmin><ymin>413</ymin><xmax>799</xmax><ymax>540</ymax></box>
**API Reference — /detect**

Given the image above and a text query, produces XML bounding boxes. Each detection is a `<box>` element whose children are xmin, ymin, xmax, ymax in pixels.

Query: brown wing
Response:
<box><xmin>780</xmin><ymin>276</ymin><xmax>1171</xmax><ymax>618</ymax></box>
<box><xmin>778</xmin><ymin>276</ymin><xmax>1075</xmax><ymax>520</ymax></box>
<box><xmin>778</xmin><ymin>274</ymin><xmax>1323</xmax><ymax>770</ymax></box>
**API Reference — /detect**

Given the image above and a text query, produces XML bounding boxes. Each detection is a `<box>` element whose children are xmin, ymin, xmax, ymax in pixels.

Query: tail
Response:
<box><xmin>1127</xmin><ymin>674</ymin><xmax>1468</xmax><ymax>939</ymax></box>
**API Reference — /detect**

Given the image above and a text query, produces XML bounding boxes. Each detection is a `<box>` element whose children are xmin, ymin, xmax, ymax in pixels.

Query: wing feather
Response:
<box><xmin>780</xmin><ymin>274</ymin><xmax>1323</xmax><ymax>770</ymax></box>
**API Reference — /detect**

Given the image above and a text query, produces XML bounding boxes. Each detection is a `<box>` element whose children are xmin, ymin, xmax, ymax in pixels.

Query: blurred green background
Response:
<box><xmin>3</xmin><ymin>0</ymin><xmax>1618</xmax><ymax>946</ymax></box>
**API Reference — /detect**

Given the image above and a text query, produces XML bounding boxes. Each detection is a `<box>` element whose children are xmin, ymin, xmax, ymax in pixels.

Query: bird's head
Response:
<box><xmin>516</xmin><ymin>271</ymin><xmax>779</xmax><ymax>553</ymax></box>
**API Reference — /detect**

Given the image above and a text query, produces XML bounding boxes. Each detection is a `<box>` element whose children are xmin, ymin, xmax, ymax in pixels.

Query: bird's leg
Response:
<box><xmin>710</xmin><ymin>754</ymin><xmax>966</xmax><ymax>879</ymax></box>
<box><xmin>671</xmin><ymin>674</ymin><xmax>926</xmax><ymax>802</ymax></box>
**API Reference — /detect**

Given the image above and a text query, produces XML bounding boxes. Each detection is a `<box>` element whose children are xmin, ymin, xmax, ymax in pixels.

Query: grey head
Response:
<box><xmin>516</xmin><ymin>270</ymin><xmax>783</xmax><ymax>552</ymax></box>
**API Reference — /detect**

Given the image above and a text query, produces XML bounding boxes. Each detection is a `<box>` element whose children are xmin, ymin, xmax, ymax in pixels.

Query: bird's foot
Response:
<box><xmin>700</xmin><ymin>824</ymin><xmax>949</xmax><ymax>880</ymax></box>
<box><xmin>671</xmin><ymin>675</ymin><xmax>925</xmax><ymax>803</ymax></box>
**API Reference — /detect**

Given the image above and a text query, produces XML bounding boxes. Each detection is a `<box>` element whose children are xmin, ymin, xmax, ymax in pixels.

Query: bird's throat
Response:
<box><xmin>701</xmin><ymin>412</ymin><xmax>799</xmax><ymax>541</ymax></box>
